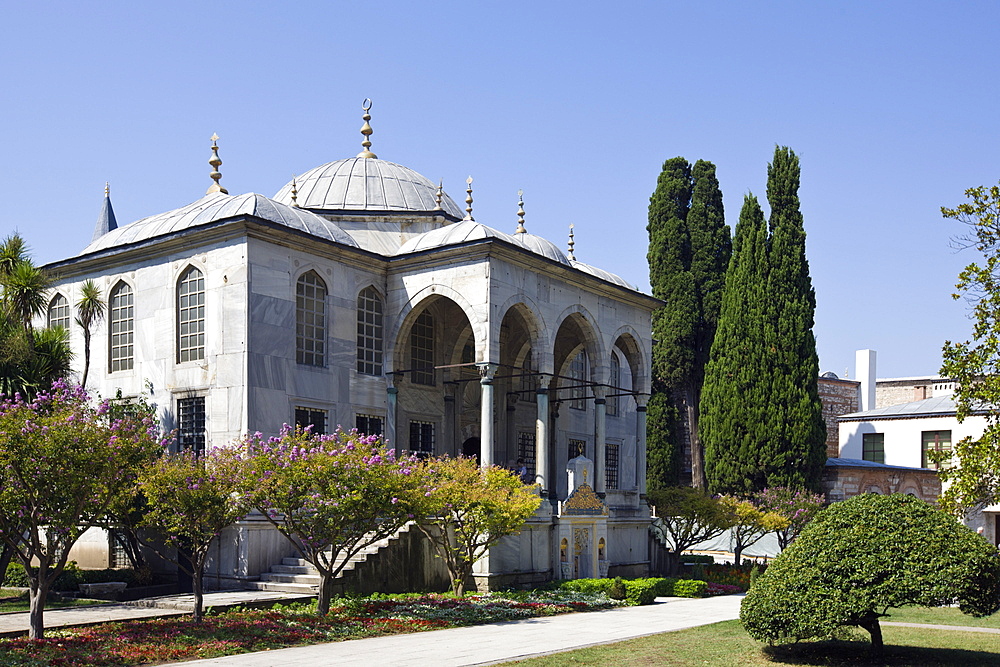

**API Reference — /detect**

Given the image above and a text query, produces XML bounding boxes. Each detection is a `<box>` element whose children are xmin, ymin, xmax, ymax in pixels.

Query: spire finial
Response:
<box><xmin>434</xmin><ymin>180</ymin><xmax>444</xmax><ymax>211</ymax></box>
<box><xmin>464</xmin><ymin>176</ymin><xmax>474</xmax><ymax>221</ymax></box>
<box><xmin>104</xmin><ymin>181</ymin><xmax>110</xmax><ymax>197</ymax></box>
<box><xmin>357</xmin><ymin>98</ymin><xmax>378</xmax><ymax>159</ymax></box>
<box><xmin>515</xmin><ymin>189</ymin><xmax>527</xmax><ymax>234</ymax></box>
<box><xmin>206</xmin><ymin>133</ymin><xmax>229</xmax><ymax>195</ymax></box>
<box><xmin>567</xmin><ymin>223</ymin><xmax>576</xmax><ymax>260</ymax></box>
<box><xmin>290</xmin><ymin>175</ymin><xmax>299</xmax><ymax>207</ymax></box>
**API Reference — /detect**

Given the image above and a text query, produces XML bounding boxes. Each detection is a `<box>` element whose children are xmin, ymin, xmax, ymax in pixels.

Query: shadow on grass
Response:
<box><xmin>764</xmin><ymin>640</ymin><xmax>1000</xmax><ymax>666</ymax></box>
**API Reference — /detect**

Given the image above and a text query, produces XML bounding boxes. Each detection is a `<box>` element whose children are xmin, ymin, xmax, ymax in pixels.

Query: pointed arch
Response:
<box><xmin>177</xmin><ymin>265</ymin><xmax>205</xmax><ymax>362</ymax></box>
<box><xmin>296</xmin><ymin>269</ymin><xmax>327</xmax><ymax>366</ymax></box>
<box><xmin>357</xmin><ymin>284</ymin><xmax>384</xmax><ymax>375</ymax></box>
<box><xmin>47</xmin><ymin>293</ymin><xmax>70</xmax><ymax>330</ymax></box>
<box><xmin>108</xmin><ymin>280</ymin><xmax>134</xmax><ymax>372</ymax></box>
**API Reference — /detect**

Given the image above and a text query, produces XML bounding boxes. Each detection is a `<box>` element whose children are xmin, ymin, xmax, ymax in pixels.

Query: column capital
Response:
<box><xmin>477</xmin><ymin>362</ymin><xmax>498</xmax><ymax>383</ymax></box>
<box><xmin>633</xmin><ymin>394</ymin><xmax>649</xmax><ymax>409</ymax></box>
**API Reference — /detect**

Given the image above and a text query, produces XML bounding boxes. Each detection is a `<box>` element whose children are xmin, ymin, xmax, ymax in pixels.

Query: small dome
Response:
<box><xmin>510</xmin><ymin>233</ymin><xmax>570</xmax><ymax>266</ymax></box>
<box><xmin>397</xmin><ymin>220</ymin><xmax>513</xmax><ymax>254</ymax></box>
<box><xmin>570</xmin><ymin>260</ymin><xmax>637</xmax><ymax>290</ymax></box>
<box><xmin>274</xmin><ymin>157</ymin><xmax>463</xmax><ymax>219</ymax></box>
<box><xmin>80</xmin><ymin>192</ymin><xmax>358</xmax><ymax>255</ymax></box>
<box><xmin>822</xmin><ymin>371</ymin><xmax>840</xmax><ymax>379</ymax></box>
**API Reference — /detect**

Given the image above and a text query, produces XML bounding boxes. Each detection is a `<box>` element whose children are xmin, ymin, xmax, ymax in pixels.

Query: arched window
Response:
<box><xmin>108</xmin><ymin>282</ymin><xmax>134</xmax><ymax>372</ymax></box>
<box><xmin>177</xmin><ymin>266</ymin><xmax>205</xmax><ymax>362</ymax></box>
<box><xmin>410</xmin><ymin>310</ymin><xmax>435</xmax><ymax>385</ymax></box>
<box><xmin>520</xmin><ymin>349</ymin><xmax>536</xmax><ymax>403</ymax></box>
<box><xmin>356</xmin><ymin>286</ymin><xmax>383</xmax><ymax>375</ymax></box>
<box><xmin>296</xmin><ymin>271</ymin><xmax>327</xmax><ymax>366</ymax></box>
<box><xmin>607</xmin><ymin>353</ymin><xmax>620</xmax><ymax>416</ymax></box>
<box><xmin>47</xmin><ymin>294</ymin><xmax>70</xmax><ymax>330</ymax></box>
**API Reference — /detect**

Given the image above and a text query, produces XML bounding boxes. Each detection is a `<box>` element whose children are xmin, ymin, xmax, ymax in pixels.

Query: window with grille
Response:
<box><xmin>294</xmin><ymin>406</ymin><xmax>327</xmax><ymax>435</ymax></box>
<box><xmin>921</xmin><ymin>430</ymin><xmax>952</xmax><ymax>469</ymax></box>
<box><xmin>862</xmin><ymin>432</ymin><xmax>884</xmax><ymax>464</ymax></box>
<box><xmin>518</xmin><ymin>431</ymin><xmax>536</xmax><ymax>478</ymax></box>
<box><xmin>177</xmin><ymin>396</ymin><xmax>206</xmax><ymax>453</ymax></box>
<box><xmin>357</xmin><ymin>286</ymin><xmax>383</xmax><ymax>375</ymax></box>
<box><xmin>605</xmin><ymin>443</ymin><xmax>620</xmax><ymax>490</ymax></box>
<box><xmin>356</xmin><ymin>414</ymin><xmax>384</xmax><ymax>437</ymax></box>
<box><xmin>568</xmin><ymin>438</ymin><xmax>586</xmax><ymax>460</ymax></box>
<box><xmin>607</xmin><ymin>354</ymin><xmax>620</xmax><ymax>416</ymax></box>
<box><xmin>47</xmin><ymin>294</ymin><xmax>70</xmax><ymax>330</ymax></box>
<box><xmin>409</xmin><ymin>420</ymin><xmax>434</xmax><ymax>457</ymax></box>
<box><xmin>520</xmin><ymin>350</ymin><xmax>536</xmax><ymax>403</ymax></box>
<box><xmin>296</xmin><ymin>271</ymin><xmax>326</xmax><ymax>366</ymax></box>
<box><xmin>109</xmin><ymin>529</ymin><xmax>129</xmax><ymax>569</ymax></box>
<box><xmin>109</xmin><ymin>282</ymin><xmax>134</xmax><ymax>372</ymax></box>
<box><xmin>177</xmin><ymin>266</ymin><xmax>205</xmax><ymax>362</ymax></box>
<box><xmin>569</xmin><ymin>350</ymin><xmax>587</xmax><ymax>410</ymax></box>
<box><xmin>410</xmin><ymin>311</ymin><xmax>435</xmax><ymax>385</ymax></box>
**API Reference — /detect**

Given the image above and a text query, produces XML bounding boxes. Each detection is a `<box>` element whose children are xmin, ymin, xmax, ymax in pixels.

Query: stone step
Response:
<box><xmin>270</xmin><ymin>564</ymin><xmax>315</xmax><ymax>575</ymax></box>
<box><xmin>246</xmin><ymin>580</ymin><xmax>318</xmax><ymax>594</ymax></box>
<box><xmin>259</xmin><ymin>573</ymin><xmax>321</xmax><ymax>585</ymax></box>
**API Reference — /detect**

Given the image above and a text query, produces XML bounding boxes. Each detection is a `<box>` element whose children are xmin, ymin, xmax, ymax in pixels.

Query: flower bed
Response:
<box><xmin>0</xmin><ymin>591</ymin><xmax>618</xmax><ymax>666</ymax></box>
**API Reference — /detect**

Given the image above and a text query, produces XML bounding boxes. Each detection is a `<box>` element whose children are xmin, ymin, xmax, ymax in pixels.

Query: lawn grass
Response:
<box><xmin>0</xmin><ymin>588</ymin><xmax>109</xmax><ymax>614</ymax></box>
<box><xmin>884</xmin><ymin>605</ymin><xmax>1000</xmax><ymax>629</ymax></box>
<box><xmin>503</xmin><ymin>620</ymin><xmax>1000</xmax><ymax>666</ymax></box>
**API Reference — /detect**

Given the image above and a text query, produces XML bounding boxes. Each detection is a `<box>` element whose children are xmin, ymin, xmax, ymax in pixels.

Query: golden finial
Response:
<box><xmin>464</xmin><ymin>176</ymin><xmax>474</xmax><ymax>221</ymax></box>
<box><xmin>515</xmin><ymin>189</ymin><xmax>527</xmax><ymax>234</ymax></box>
<box><xmin>104</xmin><ymin>181</ymin><xmax>110</xmax><ymax>197</ymax></box>
<box><xmin>290</xmin><ymin>175</ymin><xmax>299</xmax><ymax>207</ymax></box>
<box><xmin>357</xmin><ymin>98</ymin><xmax>377</xmax><ymax>159</ymax></box>
<box><xmin>207</xmin><ymin>133</ymin><xmax>228</xmax><ymax>195</ymax></box>
<box><xmin>434</xmin><ymin>180</ymin><xmax>443</xmax><ymax>211</ymax></box>
<box><xmin>567</xmin><ymin>223</ymin><xmax>576</xmax><ymax>260</ymax></box>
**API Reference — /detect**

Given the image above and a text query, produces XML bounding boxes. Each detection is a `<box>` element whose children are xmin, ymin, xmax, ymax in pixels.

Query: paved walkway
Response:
<box><xmin>0</xmin><ymin>590</ymin><xmax>315</xmax><ymax>638</ymax></box>
<box><xmin>173</xmin><ymin>595</ymin><xmax>745</xmax><ymax>666</ymax></box>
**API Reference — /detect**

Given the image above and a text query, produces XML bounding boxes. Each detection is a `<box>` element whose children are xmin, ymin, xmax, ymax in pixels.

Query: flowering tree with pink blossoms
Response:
<box><xmin>234</xmin><ymin>426</ymin><xmax>425</xmax><ymax>614</ymax></box>
<box><xmin>0</xmin><ymin>381</ymin><xmax>164</xmax><ymax>639</ymax></box>
<box><xmin>137</xmin><ymin>449</ymin><xmax>250</xmax><ymax>622</ymax></box>
<box><xmin>754</xmin><ymin>486</ymin><xmax>825</xmax><ymax>550</ymax></box>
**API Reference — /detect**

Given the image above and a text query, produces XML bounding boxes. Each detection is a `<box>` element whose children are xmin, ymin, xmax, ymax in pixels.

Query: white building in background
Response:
<box><xmin>837</xmin><ymin>351</ymin><xmax>999</xmax><ymax>546</ymax></box>
<box><xmin>42</xmin><ymin>104</ymin><xmax>657</xmax><ymax>588</ymax></box>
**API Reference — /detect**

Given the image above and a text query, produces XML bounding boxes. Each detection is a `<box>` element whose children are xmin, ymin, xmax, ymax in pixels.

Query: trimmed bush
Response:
<box><xmin>681</xmin><ymin>554</ymin><xmax>715</xmax><ymax>564</ymax></box>
<box><xmin>672</xmin><ymin>579</ymin><xmax>708</xmax><ymax>598</ymax></box>
<box><xmin>623</xmin><ymin>579</ymin><xmax>659</xmax><ymax>605</ymax></box>
<box><xmin>608</xmin><ymin>577</ymin><xmax>627</xmax><ymax>600</ymax></box>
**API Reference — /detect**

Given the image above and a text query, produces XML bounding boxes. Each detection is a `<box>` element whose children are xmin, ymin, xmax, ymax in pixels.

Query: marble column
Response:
<box><xmin>478</xmin><ymin>363</ymin><xmax>497</xmax><ymax>467</ymax></box>
<box><xmin>535</xmin><ymin>379</ymin><xmax>550</xmax><ymax>492</ymax></box>
<box><xmin>635</xmin><ymin>396</ymin><xmax>648</xmax><ymax>496</ymax></box>
<box><xmin>594</xmin><ymin>388</ymin><xmax>607</xmax><ymax>494</ymax></box>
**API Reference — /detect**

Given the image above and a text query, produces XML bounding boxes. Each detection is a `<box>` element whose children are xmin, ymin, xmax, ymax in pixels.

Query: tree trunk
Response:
<box><xmin>28</xmin><ymin>578</ymin><xmax>48</xmax><ymax>640</ymax></box>
<box><xmin>0</xmin><ymin>544</ymin><xmax>13</xmax><ymax>583</ymax></box>
<box><xmin>858</xmin><ymin>614</ymin><xmax>884</xmax><ymax>653</ymax></box>
<box><xmin>666</xmin><ymin>550</ymin><xmax>681</xmax><ymax>576</ymax></box>
<box><xmin>81</xmin><ymin>329</ymin><xmax>91</xmax><ymax>388</ymax></box>
<box><xmin>192</xmin><ymin>567</ymin><xmax>204</xmax><ymax>623</ymax></box>
<box><xmin>733</xmin><ymin>544</ymin><xmax>744</xmax><ymax>567</ymax></box>
<box><xmin>317</xmin><ymin>571</ymin><xmax>333</xmax><ymax>615</ymax></box>
<box><xmin>684</xmin><ymin>388</ymin><xmax>707</xmax><ymax>489</ymax></box>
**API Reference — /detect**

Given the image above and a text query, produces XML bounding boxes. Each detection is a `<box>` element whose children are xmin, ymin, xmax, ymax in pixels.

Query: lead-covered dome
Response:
<box><xmin>397</xmin><ymin>219</ymin><xmax>514</xmax><ymax>254</ymax></box>
<box><xmin>273</xmin><ymin>157</ymin><xmax>464</xmax><ymax>220</ymax></box>
<box><xmin>80</xmin><ymin>192</ymin><xmax>358</xmax><ymax>255</ymax></box>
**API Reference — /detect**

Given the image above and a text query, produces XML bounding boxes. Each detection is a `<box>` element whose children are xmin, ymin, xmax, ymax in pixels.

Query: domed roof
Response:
<box><xmin>510</xmin><ymin>232</ymin><xmax>570</xmax><ymax>266</ymax></box>
<box><xmin>397</xmin><ymin>219</ymin><xmax>513</xmax><ymax>254</ymax></box>
<box><xmin>570</xmin><ymin>260</ymin><xmax>637</xmax><ymax>290</ymax></box>
<box><xmin>273</xmin><ymin>157</ymin><xmax>464</xmax><ymax>219</ymax></box>
<box><xmin>80</xmin><ymin>192</ymin><xmax>358</xmax><ymax>255</ymax></box>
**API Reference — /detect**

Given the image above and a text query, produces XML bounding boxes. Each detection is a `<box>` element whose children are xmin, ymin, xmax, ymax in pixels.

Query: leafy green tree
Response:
<box><xmin>646</xmin><ymin>158</ymin><xmax>730</xmax><ymax>489</ymax></box>
<box><xmin>137</xmin><ymin>449</ymin><xmax>250</xmax><ymax>622</ymax></box>
<box><xmin>701</xmin><ymin>195</ymin><xmax>771</xmax><ymax>494</ymax></box>
<box><xmin>75</xmin><ymin>279</ymin><xmax>105</xmax><ymax>389</ymax></box>
<box><xmin>701</xmin><ymin>148</ymin><xmax>825</xmax><ymax>495</ymax></box>
<box><xmin>740</xmin><ymin>493</ymin><xmax>1000</xmax><ymax>653</ymax></box>
<box><xmin>717</xmin><ymin>495</ymin><xmax>788</xmax><ymax>565</ymax></box>
<box><xmin>754</xmin><ymin>486</ymin><xmax>825</xmax><ymax>550</ymax></box>
<box><xmin>0</xmin><ymin>381</ymin><xmax>164</xmax><ymax>638</ymax></box>
<box><xmin>647</xmin><ymin>486</ymin><xmax>733</xmax><ymax>575</ymax></box>
<box><xmin>940</xmin><ymin>181</ymin><xmax>1000</xmax><ymax>513</ymax></box>
<box><xmin>413</xmin><ymin>457</ymin><xmax>541</xmax><ymax>595</ymax></box>
<box><xmin>235</xmin><ymin>427</ymin><xmax>424</xmax><ymax>615</ymax></box>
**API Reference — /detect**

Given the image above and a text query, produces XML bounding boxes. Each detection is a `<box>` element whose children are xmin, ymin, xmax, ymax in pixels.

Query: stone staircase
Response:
<box><xmin>248</xmin><ymin>523</ymin><xmax>415</xmax><ymax>594</ymax></box>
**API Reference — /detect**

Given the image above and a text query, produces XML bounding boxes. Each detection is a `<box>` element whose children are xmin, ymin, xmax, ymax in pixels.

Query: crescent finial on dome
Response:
<box><xmin>434</xmin><ymin>180</ymin><xmax>444</xmax><ymax>211</ymax></box>
<box><xmin>515</xmin><ymin>189</ymin><xmax>527</xmax><ymax>234</ymax></box>
<box><xmin>464</xmin><ymin>176</ymin><xmax>475</xmax><ymax>221</ymax></box>
<box><xmin>357</xmin><ymin>98</ymin><xmax>378</xmax><ymax>159</ymax></box>
<box><xmin>207</xmin><ymin>133</ymin><xmax>228</xmax><ymax>195</ymax></box>
<box><xmin>567</xmin><ymin>223</ymin><xmax>576</xmax><ymax>260</ymax></box>
<box><xmin>290</xmin><ymin>175</ymin><xmax>299</xmax><ymax>207</ymax></box>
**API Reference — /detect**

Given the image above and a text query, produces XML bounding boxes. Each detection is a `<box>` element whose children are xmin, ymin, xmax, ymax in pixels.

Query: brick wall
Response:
<box><xmin>818</xmin><ymin>377</ymin><xmax>860</xmax><ymax>458</ymax></box>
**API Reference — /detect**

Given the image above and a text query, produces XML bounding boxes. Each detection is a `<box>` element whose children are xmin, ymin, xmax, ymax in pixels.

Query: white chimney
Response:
<box><xmin>856</xmin><ymin>349</ymin><xmax>876</xmax><ymax>411</ymax></box>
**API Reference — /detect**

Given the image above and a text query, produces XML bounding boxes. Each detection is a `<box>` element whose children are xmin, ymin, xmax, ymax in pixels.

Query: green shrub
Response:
<box><xmin>672</xmin><ymin>579</ymin><xmax>708</xmax><ymax>598</ymax></box>
<box><xmin>608</xmin><ymin>577</ymin><xmax>627</xmax><ymax>600</ymax></box>
<box><xmin>557</xmin><ymin>578</ymin><xmax>611</xmax><ymax>595</ymax></box>
<box><xmin>623</xmin><ymin>579</ymin><xmax>658</xmax><ymax>605</ymax></box>
<box><xmin>681</xmin><ymin>555</ymin><xmax>715</xmax><ymax>564</ymax></box>
<box><xmin>4</xmin><ymin>562</ymin><xmax>29</xmax><ymax>587</ymax></box>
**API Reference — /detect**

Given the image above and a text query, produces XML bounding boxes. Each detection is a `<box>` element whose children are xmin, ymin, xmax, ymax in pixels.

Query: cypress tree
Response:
<box><xmin>763</xmin><ymin>147</ymin><xmax>826</xmax><ymax>490</ymax></box>
<box><xmin>701</xmin><ymin>195</ymin><xmax>771</xmax><ymax>493</ymax></box>
<box><xmin>646</xmin><ymin>158</ymin><xmax>730</xmax><ymax>489</ymax></box>
<box><xmin>701</xmin><ymin>147</ymin><xmax>825</xmax><ymax>494</ymax></box>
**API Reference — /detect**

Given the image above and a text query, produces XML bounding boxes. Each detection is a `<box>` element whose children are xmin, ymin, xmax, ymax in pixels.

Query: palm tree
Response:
<box><xmin>0</xmin><ymin>233</ymin><xmax>29</xmax><ymax>278</ymax></box>
<box><xmin>2</xmin><ymin>260</ymin><xmax>51</xmax><ymax>340</ymax></box>
<box><xmin>75</xmin><ymin>279</ymin><xmax>105</xmax><ymax>388</ymax></box>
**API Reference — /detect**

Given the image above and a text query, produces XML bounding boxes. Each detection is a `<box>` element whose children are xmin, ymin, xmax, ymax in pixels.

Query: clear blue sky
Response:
<box><xmin>3</xmin><ymin>1</ymin><xmax>996</xmax><ymax>379</ymax></box>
